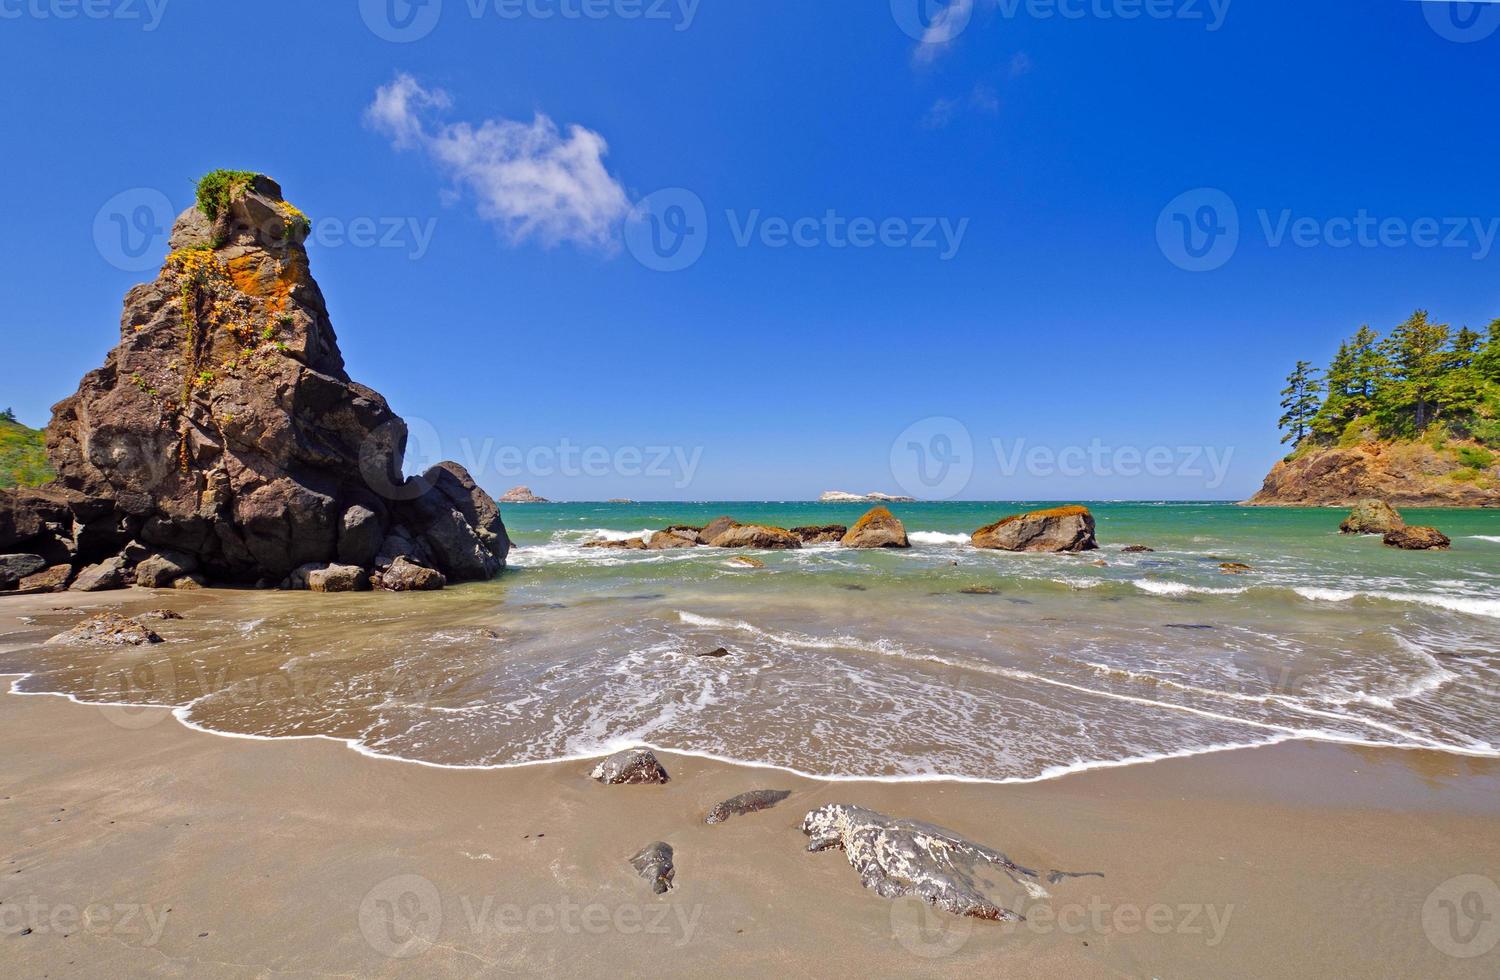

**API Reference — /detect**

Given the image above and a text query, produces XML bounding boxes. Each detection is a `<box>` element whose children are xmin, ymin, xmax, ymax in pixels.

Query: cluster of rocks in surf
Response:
<box><xmin>1339</xmin><ymin>498</ymin><xmax>1451</xmax><ymax>550</ymax></box>
<box><xmin>0</xmin><ymin>174</ymin><xmax>509</xmax><ymax>595</ymax></box>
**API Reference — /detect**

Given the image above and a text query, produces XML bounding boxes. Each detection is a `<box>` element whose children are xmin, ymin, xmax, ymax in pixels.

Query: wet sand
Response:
<box><xmin>3</xmin><ymin>659</ymin><xmax>1499</xmax><ymax>978</ymax></box>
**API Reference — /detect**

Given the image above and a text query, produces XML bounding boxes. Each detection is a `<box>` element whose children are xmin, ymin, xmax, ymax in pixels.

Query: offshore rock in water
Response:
<box><xmin>709</xmin><ymin>524</ymin><xmax>803</xmax><ymax>549</ymax></box>
<box><xmin>1384</xmin><ymin>525</ymin><xmax>1451</xmax><ymax>551</ymax></box>
<box><xmin>1340</xmin><ymin>499</ymin><xmax>1405</xmax><ymax>535</ymax></box>
<box><xmin>801</xmin><ymin>804</ymin><xmax>1048</xmax><ymax>921</ymax></box>
<box><xmin>840</xmin><ymin>507</ymin><xmax>910</xmax><ymax>549</ymax></box>
<box><xmin>591</xmin><ymin>748</ymin><xmax>670</xmax><ymax>785</ymax></box>
<box><xmin>705</xmin><ymin>790</ymin><xmax>792</xmax><ymax>824</ymax></box>
<box><xmin>972</xmin><ymin>505</ymin><xmax>1097</xmax><ymax>553</ymax></box>
<box><xmin>628</xmin><ymin>842</ymin><xmax>675</xmax><ymax>894</ymax></box>
<box><xmin>791</xmin><ymin>524</ymin><xmax>847</xmax><ymax>545</ymax></box>
<box><xmin>46</xmin><ymin>613</ymin><xmax>162</xmax><ymax>647</ymax></box>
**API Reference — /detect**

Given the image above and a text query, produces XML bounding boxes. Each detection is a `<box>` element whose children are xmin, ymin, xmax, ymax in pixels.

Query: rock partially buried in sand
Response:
<box><xmin>46</xmin><ymin>613</ymin><xmax>162</xmax><ymax>647</ymax></box>
<box><xmin>137</xmin><ymin>609</ymin><xmax>184</xmax><ymax>621</ymax></box>
<box><xmin>972</xmin><ymin>506</ymin><xmax>1097</xmax><ymax>554</ymax></box>
<box><xmin>591</xmin><ymin>748</ymin><xmax>670</xmax><ymax>785</ymax></box>
<box><xmin>1383</xmin><ymin>526</ymin><xmax>1451</xmax><ymax>551</ymax></box>
<box><xmin>19</xmin><ymin>564</ymin><xmax>72</xmax><ymax>593</ymax></box>
<box><xmin>705</xmin><ymin>790</ymin><xmax>792</xmax><ymax>824</ymax></box>
<box><xmin>840</xmin><ymin>507</ymin><xmax>910</xmax><ymax>549</ymax></box>
<box><xmin>628</xmin><ymin>842</ymin><xmax>675</xmax><ymax>894</ymax></box>
<box><xmin>709</xmin><ymin>525</ymin><xmax>802</xmax><ymax>549</ymax></box>
<box><xmin>801</xmin><ymin>804</ymin><xmax>1047</xmax><ymax>921</ymax></box>
<box><xmin>1340</xmin><ymin>499</ymin><xmax>1405</xmax><ymax>535</ymax></box>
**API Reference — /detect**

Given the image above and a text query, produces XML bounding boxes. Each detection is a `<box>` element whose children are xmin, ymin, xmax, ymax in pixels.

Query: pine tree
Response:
<box><xmin>1346</xmin><ymin>325</ymin><xmax>1387</xmax><ymax>418</ymax></box>
<box><xmin>1279</xmin><ymin>361</ymin><xmax>1323</xmax><ymax>447</ymax></box>
<box><xmin>1380</xmin><ymin>310</ymin><xmax>1451</xmax><ymax>433</ymax></box>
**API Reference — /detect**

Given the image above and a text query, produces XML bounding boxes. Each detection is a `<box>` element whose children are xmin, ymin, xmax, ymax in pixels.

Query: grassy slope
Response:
<box><xmin>0</xmin><ymin>415</ymin><xmax>54</xmax><ymax>488</ymax></box>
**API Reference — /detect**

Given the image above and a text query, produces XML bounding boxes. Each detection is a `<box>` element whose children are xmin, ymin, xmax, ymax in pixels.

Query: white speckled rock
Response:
<box><xmin>800</xmin><ymin>804</ymin><xmax>1049</xmax><ymax>921</ymax></box>
<box><xmin>590</xmin><ymin>748</ymin><xmax>670</xmax><ymax>785</ymax></box>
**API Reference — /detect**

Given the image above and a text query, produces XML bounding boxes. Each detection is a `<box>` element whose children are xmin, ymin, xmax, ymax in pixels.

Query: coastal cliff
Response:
<box><xmin>1247</xmin><ymin>440</ymin><xmax>1498</xmax><ymax>507</ymax></box>
<box><xmin>0</xmin><ymin>171</ymin><xmax>508</xmax><ymax>591</ymax></box>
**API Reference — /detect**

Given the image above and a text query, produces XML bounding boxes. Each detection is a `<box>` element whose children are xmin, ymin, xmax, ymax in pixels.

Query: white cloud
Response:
<box><xmin>366</xmin><ymin>74</ymin><xmax>630</xmax><ymax>252</ymax></box>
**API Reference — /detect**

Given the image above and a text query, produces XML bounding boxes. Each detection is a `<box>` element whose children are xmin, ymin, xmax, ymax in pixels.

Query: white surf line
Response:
<box><xmin>7</xmin><ymin>673</ymin><xmax>1499</xmax><ymax>789</ymax></box>
<box><xmin>675</xmin><ymin>612</ymin><xmax>1477</xmax><ymax>754</ymax></box>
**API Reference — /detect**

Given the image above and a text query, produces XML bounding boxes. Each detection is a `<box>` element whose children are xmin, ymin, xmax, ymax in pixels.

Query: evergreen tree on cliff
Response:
<box><xmin>1279</xmin><ymin>361</ymin><xmax>1322</xmax><ymax>447</ymax></box>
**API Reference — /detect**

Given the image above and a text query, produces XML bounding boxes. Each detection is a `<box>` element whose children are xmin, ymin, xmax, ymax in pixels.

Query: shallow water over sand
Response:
<box><xmin>2</xmin><ymin>503</ymin><xmax>1498</xmax><ymax>781</ymax></box>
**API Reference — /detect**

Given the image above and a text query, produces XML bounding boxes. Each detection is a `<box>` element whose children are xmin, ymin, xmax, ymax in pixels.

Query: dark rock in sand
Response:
<box><xmin>801</xmin><ymin>804</ymin><xmax>1046</xmax><ymax>921</ymax></box>
<box><xmin>1340</xmin><ymin>499</ymin><xmax>1405</xmax><ymax>535</ymax></box>
<box><xmin>709</xmin><ymin>525</ymin><xmax>802</xmax><ymax>549</ymax></box>
<box><xmin>840</xmin><ymin>507</ymin><xmax>910</xmax><ymax>549</ymax></box>
<box><xmin>306</xmin><ymin>563</ymin><xmax>369</xmax><ymax>593</ymax></box>
<box><xmin>591</xmin><ymin>748</ymin><xmax>670</xmax><ymax>785</ymax></box>
<box><xmin>959</xmin><ymin>586</ymin><xmax>1000</xmax><ymax>595</ymax></box>
<box><xmin>0</xmin><ymin>553</ymin><xmax>47</xmax><ymax>583</ymax></box>
<box><xmin>137</xmin><ymin>608</ymin><xmax>184</xmax><ymax>620</ymax></box>
<box><xmin>696</xmin><ymin>647</ymin><xmax>731</xmax><ymax>659</ymax></box>
<box><xmin>972</xmin><ymin>505</ymin><xmax>1097</xmax><ymax>553</ymax></box>
<box><xmin>172</xmin><ymin>573</ymin><xmax>207</xmax><ymax>589</ymax></box>
<box><xmin>373</xmin><ymin>555</ymin><xmax>445</xmax><ymax>592</ymax></box>
<box><xmin>46</xmin><ymin>613</ymin><xmax>162</xmax><ymax>647</ymax></box>
<box><xmin>628</xmin><ymin>842</ymin><xmax>675</xmax><ymax>894</ymax></box>
<box><xmin>1165</xmin><ymin>624</ymin><xmax>1215</xmax><ymax>630</ymax></box>
<box><xmin>69</xmin><ymin>556</ymin><xmax>129</xmax><ymax>592</ymax></box>
<box><xmin>705</xmin><ymin>790</ymin><xmax>792</xmax><ymax>824</ymax></box>
<box><xmin>792</xmin><ymin>525</ymin><xmax>848</xmax><ymax>545</ymax></box>
<box><xmin>134</xmin><ymin>550</ymin><xmax>198</xmax><ymax>588</ymax></box>
<box><xmin>1383</xmin><ymin>526</ymin><xmax>1451</xmax><ymax>551</ymax></box>
<box><xmin>20</xmin><ymin>564</ymin><xmax>72</xmax><ymax>593</ymax></box>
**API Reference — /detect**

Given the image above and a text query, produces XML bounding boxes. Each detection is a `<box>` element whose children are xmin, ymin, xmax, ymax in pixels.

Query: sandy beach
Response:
<box><xmin>3</xmin><ymin>589</ymin><xmax>1498</xmax><ymax>978</ymax></box>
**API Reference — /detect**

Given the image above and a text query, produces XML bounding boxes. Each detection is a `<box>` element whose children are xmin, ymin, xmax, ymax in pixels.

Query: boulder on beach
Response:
<box><xmin>792</xmin><ymin>525</ymin><xmax>848</xmax><ymax>545</ymax></box>
<box><xmin>1383</xmin><ymin>526</ymin><xmax>1451</xmax><ymax>551</ymax></box>
<box><xmin>1340</xmin><ymin>499</ymin><xmax>1405</xmax><ymax>535</ymax></box>
<box><xmin>972</xmin><ymin>506</ymin><xmax>1098</xmax><ymax>554</ymax></box>
<box><xmin>135</xmin><ymin>550</ymin><xmax>199</xmax><ymax>588</ymax></box>
<box><xmin>373</xmin><ymin>555</ymin><xmax>446</xmax><ymax>591</ymax></box>
<box><xmin>69</xmin><ymin>556</ymin><xmax>129</xmax><ymax>592</ymax></box>
<box><xmin>801</xmin><ymin>804</ymin><xmax>1047</xmax><ymax>921</ymax></box>
<box><xmin>306</xmin><ymin>563</ymin><xmax>369</xmax><ymax>593</ymax></box>
<box><xmin>709</xmin><ymin>525</ymin><xmax>803</xmax><ymax>549</ymax></box>
<box><xmin>46</xmin><ymin>612</ymin><xmax>162</xmax><ymax>647</ymax></box>
<box><xmin>591</xmin><ymin>748</ymin><xmax>670</xmax><ymax>785</ymax></box>
<box><xmin>840</xmin><ymin>507</ymin><xmax>910</xmax><ymax>549</ymax></box>
<box><xmin>628</xmin><ymin>842</ymin><xmax>675</xmax><ymax>894</ymax></box>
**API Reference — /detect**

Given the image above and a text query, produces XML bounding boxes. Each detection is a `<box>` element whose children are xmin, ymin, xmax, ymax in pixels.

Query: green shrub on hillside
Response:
<box><xmin>0</xmin><ymin>409</ymin><xmax>52</xmax><ymax>488</ymax></box>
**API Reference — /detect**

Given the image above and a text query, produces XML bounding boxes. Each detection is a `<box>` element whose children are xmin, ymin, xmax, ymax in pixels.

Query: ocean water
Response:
<box><xmin>3</xmin><ymin>502</ymin><xmax>1499</xmax><ymax>783</ymax></box>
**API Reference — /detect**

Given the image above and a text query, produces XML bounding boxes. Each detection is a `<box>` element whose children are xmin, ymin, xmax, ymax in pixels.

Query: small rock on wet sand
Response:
<box><xmin>45</xmin><ymin>613</ymin><xmax>162</xmax><ymax>647</ymax></box>
<box><xmin>706</xmin><ymin>790</ymin><xmax>793</xmax><ymax>825</ymax></box>
<box><xmin>629</xmin><ymin>842</ymin><xmax>675</xmax><ymax>894</ymax></box>
<box><xmin>591</xmin><ymin>748</ymin><xmax>670</xmax><ymax>785</ymax></box>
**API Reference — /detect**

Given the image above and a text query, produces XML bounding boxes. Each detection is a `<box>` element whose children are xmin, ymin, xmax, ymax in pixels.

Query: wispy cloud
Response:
<box><xmin>366</xmin><ymin>74</ymin><xmax>630</xmax><ymax>252</ymax></box>
<box><xmin>922</xmin><ymin>83</ymin><xmax>1002</xmax><ymax>129</ymax></box>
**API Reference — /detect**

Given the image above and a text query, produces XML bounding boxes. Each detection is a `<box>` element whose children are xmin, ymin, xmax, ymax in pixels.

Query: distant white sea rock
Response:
<box><xmin>819</xmin><ymin>490</ymin><xmax>916</xmax><ymax>503</ymax></box>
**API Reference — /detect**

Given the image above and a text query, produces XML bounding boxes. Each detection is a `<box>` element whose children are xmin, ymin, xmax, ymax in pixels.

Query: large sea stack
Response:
<box><xmin>0</xmin><ymin>172</ymin><xmax>508</xmax><ymax>591</ymax></box>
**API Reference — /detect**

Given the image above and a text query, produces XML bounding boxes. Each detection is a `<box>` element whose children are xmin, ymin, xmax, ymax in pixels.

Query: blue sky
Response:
<box><xmin>1</xmin><ymin>0</ymin><xmax>1497</xmax><ymax>500</ymax></box>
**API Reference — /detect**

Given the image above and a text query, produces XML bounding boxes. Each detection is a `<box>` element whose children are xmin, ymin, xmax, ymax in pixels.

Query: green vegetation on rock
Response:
<box><xmin>1278</xmin><ymin>311</ymin><xmax>1500</xmax><ymax>455</ymax></box>
<box><xmin>0</xmin><ymin>408</ymin><xmax>53</xmax><ymax>488</ymax></box>
<box><xmin>195</xmin><ymin>169</ymin><xmax>260</xmax><ymax>220</ymax></box>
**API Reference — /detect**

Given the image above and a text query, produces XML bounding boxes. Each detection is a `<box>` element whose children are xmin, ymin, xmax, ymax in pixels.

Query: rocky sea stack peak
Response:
<box><xmin>0</xmin><ymin>171</ymin><xmax>509</xmax><ymax>592</ymax></box>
